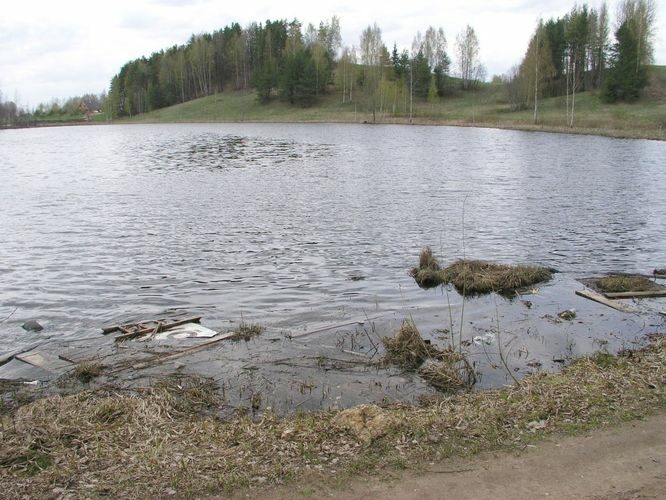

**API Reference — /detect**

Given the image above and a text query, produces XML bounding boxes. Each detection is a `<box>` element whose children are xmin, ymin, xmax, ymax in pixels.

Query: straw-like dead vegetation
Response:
<box><xmin>382</xmin><ymin>320</ymin><xmax>443</xmax><ymax>368</ymax></box>
<box><xmin>1</xmin><ymin>335</ymin><xmax>664</xmax><ymax>498</ymax></box>
<box><xmin>72</xmin><ymin>361</ymin><xmax>105</xmax><ymax>383</ymax></box>
<box><xmin>409</xmin><ymin>247</ymin><xmax>444</xmax><ymax>289</ymax></box>
<box><xmin>595</xmin><ymin>275</ymin><xmax>661</xmax><ymax>293</ymax></box>
<box><xmin>383</xmin><ymin>321</ymin><xmax>476</xmax><ymax>391</ymax></box>
<box><xmin>440</xmin><ymin>259</ymin><xmax>553</xmax><ymax>296</ymax></box>
<box><xmin>419</xmin><ymin>352</ymin><xmax>477</xmax><ymax>392</ymax></box>
<box><xmin>410</xmin><ymin>247</ymin><xmax>553</xmax><ymax>296</ymax></box>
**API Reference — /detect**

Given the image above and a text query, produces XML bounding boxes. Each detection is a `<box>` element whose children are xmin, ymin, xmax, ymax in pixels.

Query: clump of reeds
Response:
<box><xmin>382</xmin><ymin>320</ymin><xmax>443</xmax><ymax>368</ymax></box>
<box><xmin>72</xmin><ymin>362</ymin><xmax>104</xmax><ymax>383</ymax></box>
<box><xmin>595</xmin><ymin>275</ymin><xmax>659</xmax><ymax>293</ymax></box>
<box><xmin>409</xmin><ymin>248</ymin><xmax>552</xmax><ymax>295</ymax></box>
<box><xmin>230</xmin><ymin>322</ymin><xmax>264</xmax><ymax>341</ymax></box>
<box><xmin>409</xmin><ymin>247</ymin><xmax>445</xmax><ymax>288</ymax></box>
<box><xmin>441</xmin><ymin>259</ymin><xmax>553</xmax><ymax>296</ymax></box>
<box><xmin>419</xmin><ymin>349</ymin><xmax>476</xmax><ymax>391</ymax></box>
<box><xmin>383</xmin><ymin>321</ymin><xmax>476</xmax><ymax>391</ymax></box>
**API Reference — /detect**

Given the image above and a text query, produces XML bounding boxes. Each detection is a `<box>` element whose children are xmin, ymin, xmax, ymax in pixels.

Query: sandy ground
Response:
<box><xmin>251</xmin><ymin>412</ymin><xmax>666</xmax><ymax>500</ymax></box>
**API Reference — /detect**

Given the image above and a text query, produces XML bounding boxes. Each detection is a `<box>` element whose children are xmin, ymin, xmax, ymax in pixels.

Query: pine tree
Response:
<box><xmin>601</xmin><ymin>21</ymin><xmax>648</xmax><ymax>102</ymax></box>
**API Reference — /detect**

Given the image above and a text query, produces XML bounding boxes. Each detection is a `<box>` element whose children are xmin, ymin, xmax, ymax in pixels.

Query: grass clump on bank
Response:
<box><xmin>410</xmin><ymin>247</ymin><xmax>553</xmax><ymax>296</ymax></box>
<box><xmin>595</xmin><ymin>275</ymin><xmax>661</xmax><ymax>293</ymax></box>
<box><xmin>0</xmin><ymin>335</ymin><xmax>664</xmax><ymax>497</ymax></box>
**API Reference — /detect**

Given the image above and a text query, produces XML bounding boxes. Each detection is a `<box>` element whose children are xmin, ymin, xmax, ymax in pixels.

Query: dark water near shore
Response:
<box><xmin>1</xmin><ymin>123</ymin><xmax>665</xmax><ymax>354</ymax></box>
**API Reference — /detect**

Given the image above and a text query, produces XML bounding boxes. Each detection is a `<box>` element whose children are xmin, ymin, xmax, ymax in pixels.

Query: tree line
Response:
<box><xmin>2</xmin><ymin>0</ymin><xmax>656</xmax><ymax>128</ymax></box>
<box><xmin>0</xmin><ymin>91</ymin><xmax>106</xmax><ymax>127</ymax></box>
<box><xmin>106</xmin><ymin>18</ymin><xmax>341</xmax><ymax>116</ymax></box>
<box><xmin>507</xmin><ymin>0</ymin><xmax>656</xmax><ymax>124</ymax></box>
<box><xmin>105</xmin><ymin>16</ymin><xmax>489</xmax><ymax>121</ymax></box>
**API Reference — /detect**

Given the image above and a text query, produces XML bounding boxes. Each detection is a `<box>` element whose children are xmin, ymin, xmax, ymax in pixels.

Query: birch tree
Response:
<box><xmin>455</xmin><ymin>25</ymin><xmax>481</xmax><ymax>90</ymax></box>
<box><xmin>360</xmin><ymin>23</ymin><xmax>384</xmax><ymax>122</ymax></box>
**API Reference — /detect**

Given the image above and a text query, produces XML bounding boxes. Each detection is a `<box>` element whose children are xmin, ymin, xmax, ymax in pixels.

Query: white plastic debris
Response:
<box><xmin>142</xmin><ymin>323</ymin><xmax>219</xmax><ymax>341</ymax></box>
<box><xmin>472</xmin><ymin>332</ymin><xmax>495</xmax><ymax>346</ymax></box>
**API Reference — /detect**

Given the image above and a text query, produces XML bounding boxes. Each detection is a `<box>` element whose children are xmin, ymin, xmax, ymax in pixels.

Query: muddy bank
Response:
<box><xmin>1</xmin><ymin>329</ymin><xmax>664</xmax><ymax>498</ymax></box>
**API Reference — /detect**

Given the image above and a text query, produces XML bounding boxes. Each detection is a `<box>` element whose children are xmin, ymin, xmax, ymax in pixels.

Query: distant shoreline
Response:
<box><xmin>5</xmin><ymin>115</ymin><xmax>663</xmax><ymax>142</ymax></box>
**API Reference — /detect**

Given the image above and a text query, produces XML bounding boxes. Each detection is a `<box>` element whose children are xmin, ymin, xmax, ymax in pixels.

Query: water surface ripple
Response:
<box><xmin>1</xmin><ymin>123</ymin><xmax>664</xmax><ymax>348</ymax></box>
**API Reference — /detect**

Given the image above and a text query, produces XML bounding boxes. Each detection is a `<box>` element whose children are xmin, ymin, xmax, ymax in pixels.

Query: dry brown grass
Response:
<box><xmin>382</xmin><ymin>320</ymin><xmax>443</xmax><ymax>368</ymax></box>
<box><xmin>72</xmin><ymin>361</ymin><xmax>105</xmax><ymax>383</ymax></box>
<box><xmin>419</xmin><ymin>352</ymin><xmax>477</xmax><ymax>392</ymax></box>
<box><xmin>440</xmin><ymin>260</ymin><xmax>552</xmax><ymax>296</ymax></box>
<box><xmin>410</xmin><ymin>248</ymin><xmax>553</xmax><ymax>296</ymax></box>
<box><xmin>410</xmin><ymin>247</ymin><xmax>444</xmax><ymax>288</ymax></box>
<box><xmin>595</xmin><ymin>275</ymin><xmax>660</xmax><ymax>293</ymax></box>
<box><xmin>0</xmin><ymin>336</ymin><xmax>664</xmax><ymax>498</ymax></box>
<box><xmin>382</xmin><ymin>321</ymin><xmax>477</xmax><ymax>392</ymax></box>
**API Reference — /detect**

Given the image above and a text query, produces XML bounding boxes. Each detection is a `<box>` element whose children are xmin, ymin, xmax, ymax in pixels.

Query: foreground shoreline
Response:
<box><xmin>2</xmin><ymin>332</ymin><xmax>663</xmax><ymax>497</ymax></box>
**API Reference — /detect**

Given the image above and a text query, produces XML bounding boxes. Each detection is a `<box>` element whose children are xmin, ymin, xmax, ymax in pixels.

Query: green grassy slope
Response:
<box><xmin>123</xmin><ymin>66</ymin><xmax>666</xmax><ymax>140</ymax></box>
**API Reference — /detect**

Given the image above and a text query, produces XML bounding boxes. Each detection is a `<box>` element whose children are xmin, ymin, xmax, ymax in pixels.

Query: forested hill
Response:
<box><xmin>106</xmin><ymin>1</ymin><xmax>658</xmax><ymax>124</ymax></box>
<box><xmin>107</xmin><ymin>18</ymin><xmax>349</xmax><ymax>117</ymax></box>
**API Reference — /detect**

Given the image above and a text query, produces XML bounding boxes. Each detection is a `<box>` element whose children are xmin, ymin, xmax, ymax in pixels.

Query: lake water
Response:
<box><xmin>1</xmin><ymin>123</ymin><xmax>665</xmax><ymax>354</ymax></box>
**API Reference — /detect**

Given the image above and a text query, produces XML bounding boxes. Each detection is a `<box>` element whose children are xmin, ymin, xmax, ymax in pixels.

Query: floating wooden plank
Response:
<box><xmin>16</xmin><ymin>351</ymin><xmax>74</xmax><ymax>372</ymax></box>
<box><xmin>0</xmin><ymin>342</ymin><xmax>43</xmax><ymax>368</ymax></box>
<box><xmin>603</xmin><ymin>290</ymin><xmax>666</xmax><ymax>299</ymax></box>
<box><xmin>114</xmin><ymin>317</ymin><xmax>202</xmax><ymax>342</ymax></box>
<box><xmin>575</xmin><ymin>289</ymin><xmax>637</xmax><ymax>313</ymax></box>
<box><xmin>290</xmin><ymin>315</ymin><xmax>382</xmax><ymax>339</ymax></box>
<box><xmin>131</xmin><ymin>331</ymin><xmax>236</xmax><ymax>370</ymax></box>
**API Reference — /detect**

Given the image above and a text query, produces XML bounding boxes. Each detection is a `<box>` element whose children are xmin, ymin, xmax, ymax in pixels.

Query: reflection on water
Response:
<box><xmin>0</xmin><ymin>123</ymin><xmax>665</xmax><ymax>353</ymax></box>
<box><xmin>126</xmin><ymin>133</ymin><xmax>334</xmax><ymax>172</ymax></box>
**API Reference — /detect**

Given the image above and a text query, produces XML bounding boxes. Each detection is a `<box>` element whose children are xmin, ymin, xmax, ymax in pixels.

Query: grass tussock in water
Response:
<box><xmin>1</xmin><ymin>337</ymin><xmax>664</xmax><ymax>498</ymax></box>
<box><xmin>595</xmin><ymin>275</ymin><xmax>661</xmax><ymax>293</ymax></box>
<box><xmin>230</xmin><ymin>322</ymin><xmax>264</xmax><ymax>341</ymax></box>
<box><xmin>441</xmin><ymin>259</ymin><xmax>553</xmax><ymax>296</ymax></box>
<box><xmin>409</xmin><ymin>247</ymin><xmax>444</xmax><ymax>289</ymax></box>
<box><xmin>419</xmin><ymin>353</ymin><xmax>477</xmax><ymax>392</ymax></box>
<box><xmin>382</xmin><ymin>320</ymin><xmax>443</xmax><ymax>368</ymax></box>
<box><xmin>410</xmin><ymin>247</ymin><xmax>553</xmax><ymax>296</ymax></box>
<box><xmin>383</xmin><ymin>320</ymin><xmax>477</xmax><ymax>391</ymax></box>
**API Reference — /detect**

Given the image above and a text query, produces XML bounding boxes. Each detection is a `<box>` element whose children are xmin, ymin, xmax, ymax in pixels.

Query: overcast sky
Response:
<box><xmin>1</xmin><ymin>0</ymin><xmax>664</xmax><ymax>107</ymax></box>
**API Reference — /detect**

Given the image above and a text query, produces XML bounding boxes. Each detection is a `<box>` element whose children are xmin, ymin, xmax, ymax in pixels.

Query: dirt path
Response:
<box><xmin>255</xmin><ymin>413</ymin><xmax>666</xmax><ymax>499</ymax></box>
